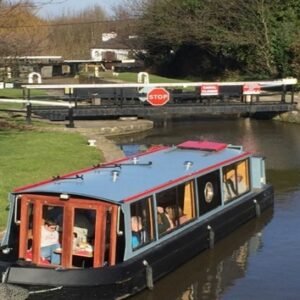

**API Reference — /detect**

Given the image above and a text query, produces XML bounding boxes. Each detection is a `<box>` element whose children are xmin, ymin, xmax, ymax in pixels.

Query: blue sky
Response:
<box><xmin>34</xmin><ymin>0</ymin><xmax>123</xmax><ymax>18</ymax></box>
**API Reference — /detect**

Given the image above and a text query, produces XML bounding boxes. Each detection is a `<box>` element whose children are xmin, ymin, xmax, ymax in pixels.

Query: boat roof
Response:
<box><xmin>14</xmin><ymin>141</ymin><xmax>250</xmax><ymax>204</ymax></box>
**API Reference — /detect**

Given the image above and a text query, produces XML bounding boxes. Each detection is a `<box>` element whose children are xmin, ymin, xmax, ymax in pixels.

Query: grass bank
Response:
<box><xmin>0</xmin><ymin>128</ymin><xmax>102</xmax><ymax>228</ymax></box>
<box><xmin>96</xmin><ymin>71</ymin><xmax>191</xmax><ymax>84</ymax></box>
<box><xmin>115</xmin><ymin>72</ymin><xmax>189</xmax><ymax>83</ymax></box>
<box><xmin>0</xmin><ymin>88</ymin><xmax>46</xmax><ymax>99</ymax></box>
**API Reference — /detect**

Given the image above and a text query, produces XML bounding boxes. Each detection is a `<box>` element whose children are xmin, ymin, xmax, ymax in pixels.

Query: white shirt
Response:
<box><xmin>41</xmin><ymin>225</ymin><xmax>59</xmax><ymax>247</ymax></box>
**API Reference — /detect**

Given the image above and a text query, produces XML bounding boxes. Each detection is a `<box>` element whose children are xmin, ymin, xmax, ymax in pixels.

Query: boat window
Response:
<box><xmin>197</xmin><ymin>170</ymin><xmax>221</xmax><ymax>216</ymax></box>
<box><xmin>130</xmin><ymin>196</ymin><xmax>154</xmax><ymax>250</ymax></box>
<box><xmin>223</xmin><ymin>159</ymin><xmax>250</xmax><ymax>203</ymax></box>
<box><xmin>40</xmin><ymin>205</ymin><xmax>64</xmax><ymax>265</ymax></box>
<box><xmin>156</xmin><ymin>180</ymin><xmax>196</xmax><ymax>237</ymax></box>
<box><xmin>18</xmin><ymin>195</ymin><xmax>118</xmax><ymax>268</ymax></box>
<box><xmin>71</xmin><ymin>208</ymin><xmax>96</xmax><ymax>268</ymax></box>
<box><xmin>19</xmin><ymin>200</ymin><xmax>64</xmax><ymax>266</ymax></box>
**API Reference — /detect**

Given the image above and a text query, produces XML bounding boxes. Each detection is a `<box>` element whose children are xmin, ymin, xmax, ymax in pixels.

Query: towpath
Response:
<box><xmin>62</xmin><ymin>119</ymin><xmax>154</xmax><ymax>162</ymax></box>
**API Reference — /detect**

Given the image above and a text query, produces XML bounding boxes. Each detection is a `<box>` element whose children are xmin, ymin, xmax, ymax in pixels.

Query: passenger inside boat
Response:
<box><xmin>157</xmin><ymin>206</ymin><xmax>174</xmax><ymax>234</ymax></box>
<box><xmin>177</xmin><ymin>207</ymin><xmax>189</xmax><ymax>224</ymax></box>
<box><xmin>130</xmin><ymin>197</ymin><xmax>156</xmax><ymax>250</ymax></box>
<box><xmin>165</xmin><ymin>206</ymin><xmax>189</xmax><ymax>226</ymax></box>
<box><xmin>236</xmin><ymin>174</ymin><xmax>247</xmax><ymax>194</ymax></box>
<box><xmin>223</xmin><ymin>158</ymin><xmax>250</xmax><ymax>202</ymax></box>
<box><xmin>40</xmin><ymin>219</ymin><xmax>61</xmax><ymax>265</ymax></box>
<box><xmin>227</xmin><ymin>174</ymin><xmax>249</xmax><ymax>198</ymax></box>
<box><xmin>131</xmin><ymin>216</ymin><xmax>143</xmax><ymax>249</ymax></box>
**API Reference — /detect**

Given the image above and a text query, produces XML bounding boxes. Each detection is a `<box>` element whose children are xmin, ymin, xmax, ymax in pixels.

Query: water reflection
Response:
<box><xmin>133</xmin><ymin>210</ymin><xmax>273</xmax><ymax>300</ymax></box>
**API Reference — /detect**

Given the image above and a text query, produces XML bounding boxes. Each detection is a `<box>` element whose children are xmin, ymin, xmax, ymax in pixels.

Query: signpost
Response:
<box><xmin>200</xmin><ymin>84</ymin><xmax>219</xmax><ymax>96</ymax></box>
<box><xmin>147</xmin><ymin>88</ymin><xmax>170</xmax><ymax>106</ymax></box>
<box><xmin>243</xmin><ymin>83</ymin><xmax>261</xmax><ymax>95</ymax></box>
<box><xmin>138</xmin><ymin>86</ymin><xmax>152</xmax><ymax>102</ymax></box>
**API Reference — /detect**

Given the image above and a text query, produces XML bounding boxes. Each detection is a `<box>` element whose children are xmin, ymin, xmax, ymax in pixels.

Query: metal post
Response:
<box><xmin>281</xmin><ymin>85</ymin><xmax>286</xmax><ymax>103</ymax></box>
<box><xmin>26</xmin><ymin>102</ymin><xmax>32</xmax><ymax>124</ymax></box>
<box><xmin>113</xmin><ymin>88</ymin><xmax>117</xmax><ymax>106</ymax></box>
<box><xmin>67</xmin><ymin>105</ymin><xmax>74</xmax><ymax>128</ymax></box>
<box><xmin>74</xmin><ymin>89</ymin><xmax>78</xmax><ymax>108</ymax></box>
<box><xmin>120</xmin><ymin>88</ymin><xmax>124</xmax><ymax>108</ymax></box>
<box><xmin>291</xmin><ymin>85</ymin><xmax>294</xmax><ymax>104</ymax></box>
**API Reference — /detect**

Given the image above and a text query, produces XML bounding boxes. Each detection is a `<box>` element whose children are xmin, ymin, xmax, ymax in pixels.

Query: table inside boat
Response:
<box><xmin>54</xmin><ymin>247</ymin><xmax>93</xmax><ymax>258</ymax></box>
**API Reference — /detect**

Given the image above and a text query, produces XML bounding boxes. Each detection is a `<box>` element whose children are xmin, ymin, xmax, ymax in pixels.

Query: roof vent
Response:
<box><xmin>184</xmin><ymin>161</ymin><xmax>193</xmax><ymax>170</ymax></box>
<box><xmin>178</xmin><ymin>140</ymin><xmax>227</xmax><ymax>152</ymax></box>
<box><xmin>111</xmin><ymin>170</ymin><xmax>120</xmax><ymax>182</ymax></box>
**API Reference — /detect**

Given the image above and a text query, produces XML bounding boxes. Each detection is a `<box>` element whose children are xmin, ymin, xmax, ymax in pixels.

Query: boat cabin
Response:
<box><xmin>2</xmin><ymin>141</ymin><xmax>266</xmax><ymax>270</ymax></box>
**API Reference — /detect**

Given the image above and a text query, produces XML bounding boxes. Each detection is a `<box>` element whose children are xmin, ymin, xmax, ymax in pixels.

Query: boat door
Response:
<box><xmin>17</xmin><ymin>194</ymin><xmax>118</xmax><ymax>268</ymax></box>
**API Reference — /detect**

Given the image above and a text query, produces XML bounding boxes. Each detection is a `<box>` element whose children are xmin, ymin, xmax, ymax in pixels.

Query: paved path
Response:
<box><xmin>64</xmin><ymin>119</ymin><xmax>154</xmax><ymax>162</ymax></box>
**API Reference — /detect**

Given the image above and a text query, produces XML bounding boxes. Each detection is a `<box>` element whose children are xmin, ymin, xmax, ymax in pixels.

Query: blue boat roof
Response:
<box><xmin>15</xmin><ymin>141</ymin><xmax>249</xmax><ymax>204</ymax></box>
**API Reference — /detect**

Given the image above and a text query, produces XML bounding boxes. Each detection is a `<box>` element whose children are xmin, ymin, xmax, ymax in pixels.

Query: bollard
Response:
<box><xmin>67</xmin><ymin>106</ymin><xmax>74</xmax><ymax>128</ymax></box>
<box><xmin>26</xmin><ymin>102</ymin><xmax>32</xmax><ymax>125</ymax></box>
<box><xmin>253</xmin><ymin>199</ymin><xmax>261</xmax><ymax>217</ymax></box>
<box><xmin>207</xmin><ymin>225</ymin><xmax>215</xmax><ymax>249</ymax></box>
<box><xmin>143</xmin><ymin>260</ymin><xmax>154</xmax><ymax>290</ymax></box>
<box><xmin>88</xmin><ymin>139</ymin><xmax>96</xmax><ymax>147</ymax></box>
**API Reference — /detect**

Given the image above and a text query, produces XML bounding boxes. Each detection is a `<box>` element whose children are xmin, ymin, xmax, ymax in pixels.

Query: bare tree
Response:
<box><xmin>0</xmin><ymin>0</ymin><xmax>48</xmax><ymax>57</ymax></box>
<box><xmin>46</xmin><ymin>5</ymin><xmax>108</xmax><ymax>59</ymax></box>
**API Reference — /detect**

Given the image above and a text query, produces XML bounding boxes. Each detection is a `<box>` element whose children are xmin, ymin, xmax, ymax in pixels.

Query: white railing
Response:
<box><xmin>0</xmin><ymin>99</ymin><xmax>74</xmax><ymax>107</ymax></box>
<box><xmin>21</xmin><ymin>78</ymin><xmax>297</xmax><ymax>90</ymax></box>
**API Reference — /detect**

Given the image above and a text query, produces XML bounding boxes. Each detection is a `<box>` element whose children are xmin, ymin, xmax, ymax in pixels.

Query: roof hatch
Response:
<box><xmin>177</xmin><ymin>140</ymin><xmax>228</xmax><ymax>152</ymax></box>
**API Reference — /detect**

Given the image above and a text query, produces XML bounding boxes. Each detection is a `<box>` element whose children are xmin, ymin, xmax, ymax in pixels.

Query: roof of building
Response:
<box><xmin>15</xmin><ymin>141</ymin><xmax>249</xmax><ymax>204</ymax></box>
<box><xmin>96</xmin><ymin>34</ymin><xmax>142</xmax><ymax>50</ymax></box>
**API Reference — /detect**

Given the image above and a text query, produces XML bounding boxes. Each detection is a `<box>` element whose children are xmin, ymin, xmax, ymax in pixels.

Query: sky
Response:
<box><xmin>33</xmin><ymin>0</ymin><xmax>123</xmax><ymax>18</ymax></box>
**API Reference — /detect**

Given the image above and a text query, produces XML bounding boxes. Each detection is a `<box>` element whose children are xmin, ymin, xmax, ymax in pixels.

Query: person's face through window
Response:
<box><xmin>45</xmin><ymin>224</ymin><xmax>56</xmax><ymax>232</ymax></box>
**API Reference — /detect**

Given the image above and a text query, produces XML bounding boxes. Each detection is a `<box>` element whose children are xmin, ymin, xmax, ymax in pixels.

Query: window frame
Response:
<box><xmin>18</xmin><ymin>194</ymin><xmax>118</xmax><ymax>268</ymax></box>
<box><xmin>222</xmin><ymin>158</ymin><xmax>251</xmax><ymax>204</ymax></box>
<box><xmin>130</xmin><ymin>196</ymin><xmax>155</xmax><ymax>251</ymax></box>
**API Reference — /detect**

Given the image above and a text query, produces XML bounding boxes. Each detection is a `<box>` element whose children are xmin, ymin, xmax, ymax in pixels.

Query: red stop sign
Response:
<box><xmin>147</xmin><ymin>88</ymin><xmax>170</xmax><ymax>106</ymax></box>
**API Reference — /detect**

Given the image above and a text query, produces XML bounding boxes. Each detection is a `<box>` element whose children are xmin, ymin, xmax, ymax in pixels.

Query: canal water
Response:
<box><xmin>113</xmin><ymin>118</ymin><xmax>300</xmax><ymax>300</ymax></box>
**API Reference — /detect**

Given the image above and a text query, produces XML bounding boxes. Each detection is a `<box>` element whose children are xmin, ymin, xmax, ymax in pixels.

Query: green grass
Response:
<box><xmin>0</xmin><ymin>131</ymin><xmax>102</xmax><ymax>228</ymax></box>
<box><xmin>0</xmin><ymin>88</ymin><xmax>48</xmax><ymax>110</ymax></box>
<box><xmin>0</xmin><ymin>101</ymin><xmax>23</xmax><ymax>110</ymax></box>
<box><xmin>0</xmin><ymin>88</ymin><xmax>46</xmax><ymax>98</ymax></box>
<box><xmin>97</xmin><ymin>71</ymin><xmax>191</xmax><ymax>84</ymax></box>
<box><xmin>116</xmin><ymin>72</ymin><xmax>190</xmax><ymax>83</ymax></box>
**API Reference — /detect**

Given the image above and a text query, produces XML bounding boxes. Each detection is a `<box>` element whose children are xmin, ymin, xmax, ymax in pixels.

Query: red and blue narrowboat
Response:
<box><xmin>0</xmin><ymin>140</ymin><xmax>273</xmax><ymax>299</ymax></box>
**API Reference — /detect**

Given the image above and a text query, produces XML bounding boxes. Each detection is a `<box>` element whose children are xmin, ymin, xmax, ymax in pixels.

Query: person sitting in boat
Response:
<box><xmin>157</xmin><ymin>206</ymin><xmax>174</xmax><ymax>235</ymax></box>
<box><xmin>41</xmin><ymin>219</ymin><xmax>61</xmax><ymax>264</ymax></box>
<box><xmin>165</xmin><ymin>206</ymin><xmax>188</xmax><ymax>226</ymax></box>
<box><xmin>178</xmin><ymin>207</ymin><xmax>189</xmax><ymax>225</ymax></box>
<box><xmin>224</xmin><ymin>174</ymin><xmax>247</xmax><ymax>201</ymax></box>
<box><xmin>131</xmin><ymin>216</ymin><xmax>143</xmax><ymax>249</ymax></box>
<box><xmin>224</xmin><ymin>173</ymin><xmax>237</xmax><ymax>200</ymax></box>
<box><xmin>237</xmin><ymin>174</ymin><xmax>247</xmax><ymax>194</ymax></box>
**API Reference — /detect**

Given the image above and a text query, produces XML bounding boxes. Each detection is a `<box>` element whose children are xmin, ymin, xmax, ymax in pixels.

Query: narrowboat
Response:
<box><xmin>0</xmin><ymin>140</ymin><xmax>274</xmax><ymax>299</ymax></box>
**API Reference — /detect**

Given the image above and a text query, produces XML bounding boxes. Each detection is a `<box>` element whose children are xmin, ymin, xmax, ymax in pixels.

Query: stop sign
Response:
<box><xmin>147</xmin><ymin>88</ymin><xmax>170</xmax><ymax>106</ymax></box>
